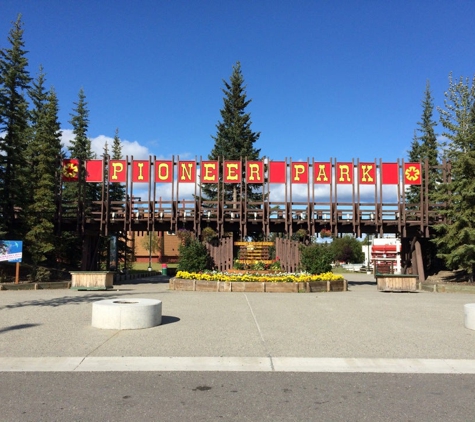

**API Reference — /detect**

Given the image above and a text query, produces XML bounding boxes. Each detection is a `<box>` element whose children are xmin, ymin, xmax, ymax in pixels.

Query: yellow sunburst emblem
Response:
<box><xmin>405</xmin><ymin>166</ymin><xmax>420</xmax><ymax>181</ymax></box>
<box><xmin>63</xmin><ymin>162</ymin><xmax>78</xmax><ymax>179</ymax></box>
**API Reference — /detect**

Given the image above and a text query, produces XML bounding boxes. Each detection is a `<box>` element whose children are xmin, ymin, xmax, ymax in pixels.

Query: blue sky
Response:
<box><xmin>2</xmin><ymin>0</ymin><xmax>475</xmax><ymax>163</ymax></box>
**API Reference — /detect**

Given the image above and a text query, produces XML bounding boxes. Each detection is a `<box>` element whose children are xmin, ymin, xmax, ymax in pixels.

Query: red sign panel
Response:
<box><xmin>336</xmin><ymin>162</ymin><xmax>353</xmax><ymax>184</ymax></box>
<box><xmin>178</xmin><ymin>161</ymin><xmax>196</xmax><ymax>183</ymax></box>
<box><xmin>404</xmin><ymin>162</ymin><xmax>422</xmax><ymax>185</ymax></box>
<box><xmin>224</xmin><ymin>161</ymin><xmax>242</xmax><ymax>183</ymax></box>
<box><xmin>155</xmin><ymin>161</ymin><xmax>173</xmax><ymax>183</ymax></box>
<box><xmin>291</xmin><ymin>162</ymin><xmax>308</xmax><ymax>184</ymax></box>
<box><xmin>358</xmin><ymin>163</ymin><xmax>376</xmax><ymax>185</ymax></box>
<box><xmin>382</xmin><ymin>163</ymin><xmax>399</xmax><ymax>184</ymax></box>
<box><xmin>85</xmin><ymin>159</ymin><xmax>103</xmax><ymax>182</ymax></box>
<box><xmin>109</xmin><ymin>160</ymin><xmax>127</xmax><ymax>183</ymax></box>
<box><xmin>246</xmin><ymin>161</ymin><xmax>264</xmax><ymax>184</ymax></box>
<box><xmin>269</xmin><ymin>161</ymin><xmax>286</xmax><ymax>184</ymax></box>
<box><xmin>132</xmin><ymin>160</ymin><xmax>150</xmax><ymax>183</ymax></box>
<box><xmin>201</xmin><ymin>161</ymin><xmax>219</xmax><ymax>183</ymax></box>
<box><xmin>314</xmin><ymin>162</ymin><xmax>331</xmax><ymax>184</ymax></box>
<box><xmin>62</xmin><ymin>159</ymin><xmax>79</xmax><ymax>182</ymax></box>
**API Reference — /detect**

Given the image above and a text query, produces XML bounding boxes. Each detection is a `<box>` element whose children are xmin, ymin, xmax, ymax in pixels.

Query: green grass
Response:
<box><xmin>132</xmin><ymin>262</ymin><xmax>178</xmax><ymax>271</ymax></box>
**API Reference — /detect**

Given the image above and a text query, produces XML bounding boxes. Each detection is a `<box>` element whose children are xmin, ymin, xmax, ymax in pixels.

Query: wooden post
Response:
<box><xmin>15</xmin><ymin>262</ymin><xmax>19</xmax><ymax>284</ymax></box>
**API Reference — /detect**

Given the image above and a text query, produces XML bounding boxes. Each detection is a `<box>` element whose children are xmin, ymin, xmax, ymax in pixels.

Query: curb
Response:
<box><xmin>420</xmin><ymin>282</ymin><xmax>475</xmax><ymax>294</ymax></box>
<box><xmin>0</xmin><ymin>281</ymin><xmax>71</xmax><ymax>291</ymax></box>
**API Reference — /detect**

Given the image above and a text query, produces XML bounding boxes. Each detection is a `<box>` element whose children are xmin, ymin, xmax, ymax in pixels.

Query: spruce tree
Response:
<box><xmin>407</xmin><ymin>81</ymin><xmax>439</xmax><ymax>204</ymax></box>
<box><xmin>110</xmin><ymin>128</ymin><xmax>125</xmax><ymax>202</ymax></box>
<box><xmin>433</xmin><ymin>74</ymin><xmax>475</xmax><ymax>279</ymax></box>
<box><xmin>61</xmin><ymin>88</ymin><xmax>95</xmax><ymax>268</ymax></box>
<box><xmin>25</xmin><ymin>82</ymin><xmax>62</xmax><ymax>279</ymax></box>
<box><xmin>0</xmin><ymin>15</ymin><xmax>31</xmax><ymax>238</ymax></box>
<box><xmin>202</xmin><ymin>62</ymin><xmax>262</xmax><ymax>204</ymax></box>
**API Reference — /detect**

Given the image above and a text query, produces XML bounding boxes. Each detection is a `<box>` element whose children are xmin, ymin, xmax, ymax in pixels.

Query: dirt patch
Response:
<box><xmin>426</xmin><ymin>270</ymin><xmax>474</xmax><ymax>284</ymax></box>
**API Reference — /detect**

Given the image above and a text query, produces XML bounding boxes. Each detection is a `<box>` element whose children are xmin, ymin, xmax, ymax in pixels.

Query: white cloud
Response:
<box><xmin>60</xmin><ymin>129</ymin><xmax>75</xmax><ymax>151</ymax></box>
<box><xmin>60</xmin><ymin>129</ymin><xmax>150</xmax><ymax>159</ymax></box>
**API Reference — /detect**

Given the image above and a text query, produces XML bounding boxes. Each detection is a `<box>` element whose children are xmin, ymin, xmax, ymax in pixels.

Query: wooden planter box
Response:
<box><xmin>195</xmin><ymin>280</ymin><xmax>219</xmax><ymax>292</ymax></box>
<box><xmin>169</xmin><ymin>279</ymin><xmax>347</xmax><ymax>293</ymax></box>
<box><xmin>70</xmin><ymin>271</ymin><xmax>114</xmax><ymax>290</ymax></box>
<box><xmin>265</xmin><ymin>283</ymin><xmax>298</xmax><ymax>293</ymax></box>
<box><xmin>307</xmin><ymin>281</ymin><xmax>328</xmax><ymax>292</ymax></box>
<box><xmin>244</xmin><ymin>282</ymin><xmax>266</xmax><ymax>292</ymax></box>
<box><xmin>376</xmin><ymin>274</ymin><xmax>418</xmax><ymax>292</ymax></box>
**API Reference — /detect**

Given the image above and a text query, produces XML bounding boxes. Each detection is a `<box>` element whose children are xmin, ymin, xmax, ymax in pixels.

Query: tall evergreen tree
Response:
<box><xmin>110</xmin><ymin>128</ymin><xmax>125</xmax><ymax>202</ymax></box>
<box><xmin>202</xmin><ymin>62</ymin><xmax>262</xmax><ymax>205</ymax></box>
<box><xmin>61</xmin><ymin>88</ymin><xmax>95</xmax><ymax>268</ymax></box>
<box><xmin>68</xmin><ymin>88</ymin><xmax>92</xmax><ymax>160</ymax></box>
<box><xmin>0</xmin><ymin>15</ymin><xmax>31</xmax><ymax>238</ymax></box>
<box><xmin>407</xmin><ymin>81</ymin><xmax>439</xmax><ymax>204</ymax></box>
<box><xmin>25</xmin><ymin>82</ymin><xmax>62</xmax><ymax>279</ymax></box>
<box><xmin>433</xmin><ymin>74</ymin><xmax>475</xmax><ymax>279</ymax></box>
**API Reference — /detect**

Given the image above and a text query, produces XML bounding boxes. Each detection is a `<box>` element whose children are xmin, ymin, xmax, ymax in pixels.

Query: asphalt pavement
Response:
<box><xmin>0</xmin><ymin>272</ymin><xmax>474</xmax><ymax>373</ymax></box>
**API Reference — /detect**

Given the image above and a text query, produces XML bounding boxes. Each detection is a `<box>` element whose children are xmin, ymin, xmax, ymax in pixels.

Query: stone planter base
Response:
<box><xmin>169</xmin><ymin>278</ymin><xmax>347</xmax><ymax>293</ymax></box>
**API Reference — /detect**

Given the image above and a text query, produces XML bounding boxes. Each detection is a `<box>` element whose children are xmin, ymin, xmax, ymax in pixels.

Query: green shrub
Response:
<box><xmin>178</xmin><ymin>239</ymin><xmax>213</xmax><ymax>272</ymax></box>
<box><xmin>27</xmin><ymin>266</ymin><xmax>51</xmax><ymax>282</ymax></box>
<box><xmin>300</xmin><ymin>243</ymin><xmax>333</xmax><ymax>274</ymax></box>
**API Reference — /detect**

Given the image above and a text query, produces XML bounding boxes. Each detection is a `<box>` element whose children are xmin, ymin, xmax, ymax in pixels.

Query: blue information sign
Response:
<box><xmin>0</xmin><ymin>241</ymin><xmax>23</xmax><ymax>263</ymax></box>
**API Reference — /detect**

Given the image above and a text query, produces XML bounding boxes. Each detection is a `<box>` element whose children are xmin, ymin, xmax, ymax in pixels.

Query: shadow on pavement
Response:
<box><xmin>0</xmin><ymin>323</ymin><xmax>41</xmax><ymax>334</ymax></box>
<box><xmin>0</xmin><ymin>293</ymin><xmax>131</xmax><ymax>310</ymax></box>
<box><xmin>161</xmin><ymin>315</ymin><xmax>180</xmax><ymax>325</ymax></box>
<box><xmin>348</xmin><ymin>281</ymin><xmax>377</xmax><ymax>286</ymax></box>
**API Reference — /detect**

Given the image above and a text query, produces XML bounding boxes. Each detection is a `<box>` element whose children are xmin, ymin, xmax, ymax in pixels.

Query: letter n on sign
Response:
<box><xmin>178</xmin><ymin>161</ymin><xmax>196</xmax><ymax>183</ymax></box>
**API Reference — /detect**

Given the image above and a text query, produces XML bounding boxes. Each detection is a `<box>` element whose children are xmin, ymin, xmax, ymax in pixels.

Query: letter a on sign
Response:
<box><xmin>403</xmin><ymin>162</ymin><xmax>422</xmax><ymax>185</ymax></box>
<box><xmin>314</xmin><ymin>162</ymin><xmax>331</xmax><ymax>184</ymax></box>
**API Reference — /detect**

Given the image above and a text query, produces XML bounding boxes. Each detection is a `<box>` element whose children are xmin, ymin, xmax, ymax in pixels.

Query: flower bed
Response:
<box><xmin>175</xmin><ymin>270</ymin><xmax>343</xmax><ymax>283</ymax></box>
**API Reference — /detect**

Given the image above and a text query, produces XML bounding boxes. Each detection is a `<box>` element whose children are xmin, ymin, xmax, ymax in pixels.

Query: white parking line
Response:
<box><xmin>1</xmin><ymin>357</ymin><xmax>475</xmax><ymax>373</ymax></box>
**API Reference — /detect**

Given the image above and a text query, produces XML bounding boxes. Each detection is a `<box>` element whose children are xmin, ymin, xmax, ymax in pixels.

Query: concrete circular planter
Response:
<box><xmin>92</xmin><ymin>298</ymin><xmax>162</xmax><ymax>329</ymax></box>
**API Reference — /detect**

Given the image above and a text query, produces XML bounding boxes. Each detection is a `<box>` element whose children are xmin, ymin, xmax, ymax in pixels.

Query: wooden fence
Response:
<box><xmin>205</xmin><ymin>237</ymin><xmax>302</xmax><ymax>273</ymax></box>
<box><xmin>205</xmin><ymin>237</ymin><xmax>234</xmax><ymax>272</ymax></box>
<box><xmin>275</xmin><ymin>238</ymin><xmax>301</xmax><ymax>272</ymax></box>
